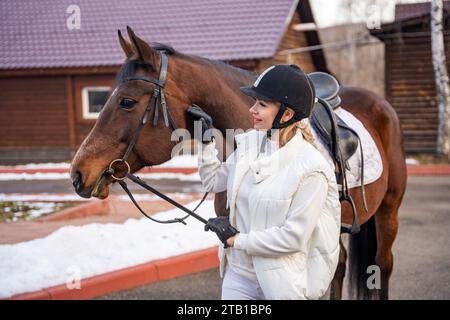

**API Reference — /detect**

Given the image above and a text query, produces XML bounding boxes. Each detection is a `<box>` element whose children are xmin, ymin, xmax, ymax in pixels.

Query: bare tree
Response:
<box><xmin>431</xmin><ymin>0</ymin><xmax>450</xmax><ymax>159</ymax></box>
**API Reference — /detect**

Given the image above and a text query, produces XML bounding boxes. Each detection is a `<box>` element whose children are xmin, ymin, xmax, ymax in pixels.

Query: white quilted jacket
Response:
<box><xmin>198</xmin><ymin>129</ymin><xmax>341</xmax><ymax>299</ymax></box>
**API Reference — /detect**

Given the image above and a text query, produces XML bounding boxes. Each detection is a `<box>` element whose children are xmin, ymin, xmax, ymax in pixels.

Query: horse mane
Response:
<box><xmin>179</xmin><ymin>52</ymin><xmax>257</xmax><ymax>87</ymax></box>
<box><xmin>151</xmin><ymin>42</ymin><xmax>176</xmax><ymax>55</ymax></box>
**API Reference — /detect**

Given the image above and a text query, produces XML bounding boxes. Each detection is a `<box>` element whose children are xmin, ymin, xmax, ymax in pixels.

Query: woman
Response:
<box><xmin>187</xmin><ymin>64</ymin><xmax>341</xmax><ymax>300</ymax></box>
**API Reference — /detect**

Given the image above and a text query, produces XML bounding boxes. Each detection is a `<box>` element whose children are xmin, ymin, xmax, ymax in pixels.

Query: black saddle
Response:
<box><xmin>309</xmin><ymin>72</ymin><xmax>342</xmax><ymax>110</ymax></box>
<box><xmin>311</xmin><ymin>100</ymin><xmax>358</xmax><ymax>169</ymax></box>
<box><xmin>309</xmin><ymin>72</ymin><xmax>368</xmax><ymax>234</ymax></box>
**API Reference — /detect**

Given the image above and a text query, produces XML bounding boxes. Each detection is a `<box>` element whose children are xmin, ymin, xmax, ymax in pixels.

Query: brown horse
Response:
<box><xmin>70</xmin><ymin>27</ymin><xmax>407</xmax><ymax>300</ymax></box>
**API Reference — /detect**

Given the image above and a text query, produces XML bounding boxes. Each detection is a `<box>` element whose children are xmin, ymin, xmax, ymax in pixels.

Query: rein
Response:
<box><xmin>104</xmin><ymin>51</ymin><xmax>209</xmax><ymax>226</ymax></box>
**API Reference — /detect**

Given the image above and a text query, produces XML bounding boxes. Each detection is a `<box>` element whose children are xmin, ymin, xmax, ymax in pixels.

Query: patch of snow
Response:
<box><xmin>0</xmin><ymin>200</ymin><xmax>219</xmax><ymax>298</ymax></box>
<box><xmin>137</xmin><ymin>172</ymin><xmax>200</xmax><ymax>182</ymax></box>
<box><xmin>157</xmin><ymin>154</ymin><xmax>197</xmax><ymax>168</ymax></box>
<box><xmin>0</xmin><ymin>173</ymin><xmax>71</xmax><ymax>181</ymax></box>
<box><xmin>0</xmin><ymin>194</ymin><xmax>89</xmax><ymax>202</ymax></box>
<box><xmin>116</xmin><ymin>192</ymin><xmax>196</xmax><ymax>201</ymax></box>
<box><xmin>0</xmin><ymin>155</ymin><xmax>197</xmax><ymax>170</ymax></box>
<box><xmin>25</xmin><ymin>202</ymin><xmax>60</xmax><ymax>219</ymax></box>
<box><xmin>0</xmin><ymin>172</ymin><xmax>200</xmax><ymax>182</ymax></box>
<box><xmin>0</xmin><ymin>162</ymin><xmax>71</xmax><ymax>170</ymax></box>
<box><xmin>406</xmin><ymin>158</ymin><xmax>420</xmax><ymax>165</ymax></box>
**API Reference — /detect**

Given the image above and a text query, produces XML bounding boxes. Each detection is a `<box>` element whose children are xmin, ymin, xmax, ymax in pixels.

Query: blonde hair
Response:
<box><xmin>279</xmin><ymin>118</ymin><xmax>315</xmax><ymax>148</ymax></box>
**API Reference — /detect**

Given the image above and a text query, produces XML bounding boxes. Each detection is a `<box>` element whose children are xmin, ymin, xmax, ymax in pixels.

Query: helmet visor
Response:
<box><xmin>240</xmin><ymin>86</ymin><xmax>273</xmax><ymax>102</ymax></box>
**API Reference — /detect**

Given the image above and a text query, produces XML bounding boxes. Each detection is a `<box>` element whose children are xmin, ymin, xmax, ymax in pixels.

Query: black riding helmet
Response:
<box><xmin>240</xmin><ymin>64</ymin><xmax>316</xmax><ymax>129</ymax></box>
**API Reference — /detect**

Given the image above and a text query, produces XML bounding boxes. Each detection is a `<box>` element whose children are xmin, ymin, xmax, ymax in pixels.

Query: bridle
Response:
<box><xmin>103</xmin><ymin>51</ymin><xmax>209</xmax><ymax>225</ymax></box>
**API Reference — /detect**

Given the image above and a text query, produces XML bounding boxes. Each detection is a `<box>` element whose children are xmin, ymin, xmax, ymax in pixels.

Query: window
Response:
<box><xmin>81</xmin><ymin>87</ymin><xmax>111</xmax><ymax>119</ymax></box>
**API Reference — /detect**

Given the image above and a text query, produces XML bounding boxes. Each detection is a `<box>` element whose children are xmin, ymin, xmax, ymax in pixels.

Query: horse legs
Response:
<box><xmin>373</xmin><ymin>190</ymin><xmax>401</xmax><ymax>300</ymax></box>
<box><xmin>329</xmin><ymin>236</ymin><xmax>348</xmax><ymax>300</ymax></box>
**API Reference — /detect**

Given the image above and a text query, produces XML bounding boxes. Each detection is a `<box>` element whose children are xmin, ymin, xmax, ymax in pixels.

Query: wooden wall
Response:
<box><xmin>385</xmin><ymin>33</ymin><xmax>450</xmax><ymax>154</ymax></box>
<box><xmin>258</xmin><ymin>10</ymin><xmax>316</xmax><ymax>73</ymax></box>
<box><xmin>0</xmin><ymin>74</ymin><xmax>115</xmax><ymax>164</ymax></box>
<box><xmin>0</xmin><ymin>76</ymin><xmax>71</xmax><ymax>163</ymax></box>
<box><xmin>319</xmin><ymin>23</ymin><xmax>385</xmax><ymax>97</ymax></box>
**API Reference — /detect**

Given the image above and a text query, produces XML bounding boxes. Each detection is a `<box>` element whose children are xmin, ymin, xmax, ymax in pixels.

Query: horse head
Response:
<box><xmin>70</xmin><ymin>26</ymin><xmax>196</xmax><ymax>199</ymax></box>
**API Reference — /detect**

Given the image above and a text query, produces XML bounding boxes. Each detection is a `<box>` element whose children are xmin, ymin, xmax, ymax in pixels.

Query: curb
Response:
<box><xmin>407</xmin><ymin>164</ymin><xmax>450</xmax><ymax>176</ymax></box>
<box><xmin>37</xmin><ymin>200</ymin><xmax>110</xmax><ymax>222</ymax></box>
<box><xmin>8</xmin><ymin>246</ymin><xmax>219</xmax><ymax>300</ymax></box>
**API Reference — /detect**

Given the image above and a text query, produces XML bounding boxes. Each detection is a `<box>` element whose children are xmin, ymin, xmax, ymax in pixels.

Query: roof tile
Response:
<box><xmin>0</xmin><ymin>0</ymin><xmax>297</xmax><ymax>69</ymax></box>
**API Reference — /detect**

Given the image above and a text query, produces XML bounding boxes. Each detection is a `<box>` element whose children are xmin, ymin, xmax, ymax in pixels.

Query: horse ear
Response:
<box><xmin>126</xmin><ymin>26</ymin><xmax>158</xmax><ymax>69</ymax></box>
<box><xmin>118</xmin><ymin>29</ymin><xmax>133</xmax><ymax>59</ymax></box>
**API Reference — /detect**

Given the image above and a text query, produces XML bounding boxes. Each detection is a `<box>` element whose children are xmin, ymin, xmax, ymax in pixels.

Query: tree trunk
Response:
<box><xmin>431</xmin><ymin>0</ymin><xmax>450</xmax><ymax>159</ymax></box>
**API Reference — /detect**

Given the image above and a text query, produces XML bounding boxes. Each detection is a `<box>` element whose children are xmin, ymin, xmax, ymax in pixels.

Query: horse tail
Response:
<box><xmin>347</xmin><ymin>215</ymin><xmax>378</xmax><ymax>300</ymax></box>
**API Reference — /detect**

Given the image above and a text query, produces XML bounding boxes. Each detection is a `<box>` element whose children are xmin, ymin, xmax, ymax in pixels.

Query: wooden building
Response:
<box><xmin>0</xmin><ymin>0</ymin><xmax>327</xmax><ymax>164</ymax></box>
<box><xmin>371</xmin><ymin>1</ymin><xmax>450</xmax><ymax>154</ymax></box>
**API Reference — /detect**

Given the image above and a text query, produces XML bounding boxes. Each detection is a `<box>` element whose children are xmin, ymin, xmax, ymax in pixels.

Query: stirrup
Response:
<box><xmin>340</xmin><ymin>194</ymin><xmax>360</xmax><ymax>234</ymax></box>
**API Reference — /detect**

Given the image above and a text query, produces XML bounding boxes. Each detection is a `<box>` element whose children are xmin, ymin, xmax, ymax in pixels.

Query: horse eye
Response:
<box><xmin>119</xmin><ymin>98</ymin><xmax>137</xmax><ymax>109</ymax></box>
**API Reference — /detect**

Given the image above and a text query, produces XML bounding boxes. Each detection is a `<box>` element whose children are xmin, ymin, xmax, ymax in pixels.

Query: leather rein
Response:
<box><xmin>103</xmin><ymin>51</ymin><xmax>209</xmax><ymax>225</ymax></box>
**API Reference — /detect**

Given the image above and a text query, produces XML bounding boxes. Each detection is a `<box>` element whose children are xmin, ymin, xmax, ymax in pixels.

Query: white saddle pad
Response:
<box><xmin>311</xmin><ymin>107</ymin><xmax>383</xmax><ymax>188</ymax></box>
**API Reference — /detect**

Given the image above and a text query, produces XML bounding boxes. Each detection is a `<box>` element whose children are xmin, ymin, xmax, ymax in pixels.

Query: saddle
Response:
<box><xmin>309</xmin><ymin>72</ymin><xmax>368</xmax><ymax>234</ymax></box>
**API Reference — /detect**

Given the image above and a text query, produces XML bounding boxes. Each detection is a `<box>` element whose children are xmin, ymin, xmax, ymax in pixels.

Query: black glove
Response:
<box><xmin>186</xmin><ymin>104</ymin><xmax>214</xmax><ymax>144</ymax></box>
<box><xmin>204</xmin><ymin>216</ymin><xmax>239</xmax><ymax>248</ymax></box>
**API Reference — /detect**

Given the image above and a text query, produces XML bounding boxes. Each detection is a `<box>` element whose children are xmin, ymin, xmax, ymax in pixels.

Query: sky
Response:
<box><xmin>310</xmin><ymin>0</ymin><xmax>432</xmax><ymax>28</ymax></box>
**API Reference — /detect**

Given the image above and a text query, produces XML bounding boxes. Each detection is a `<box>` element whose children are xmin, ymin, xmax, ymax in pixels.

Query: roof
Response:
<box><xmin>0</xmin><ymin>0</ymin><xmax>300</xmax><ymax>70</ymax></box>
<box><xmin>370</xmin><ymin>0</ymin><xmax>450</xmax><ymax>37</ymax></box>
<box><xmin>395</xmin><ymin>0</ymin><xmax>450</xmax><ymax>22</ymax></box>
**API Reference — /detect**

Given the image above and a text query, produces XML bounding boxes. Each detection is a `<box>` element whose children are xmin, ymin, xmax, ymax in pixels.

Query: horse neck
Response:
<box><xmin>174</xmin><ymin>55</ymin><xmax>256</xmax><ymax>134</ymax></box>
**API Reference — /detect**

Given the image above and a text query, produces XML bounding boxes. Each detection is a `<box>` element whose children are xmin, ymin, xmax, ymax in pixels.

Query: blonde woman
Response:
<box><xmin>187</xmin><ymin>64</ymin><xmax>341</xmax><ymax>300</ymax></box>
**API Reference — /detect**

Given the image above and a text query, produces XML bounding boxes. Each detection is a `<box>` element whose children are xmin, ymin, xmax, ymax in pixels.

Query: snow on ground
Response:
<box><xmin>0</xmin><ymin>193</ymin><xmax>90</xmax><ymax>202</ymax></box>
<box><xmin>0</xmin><ymin>162</ymin><xmax>71</xmax><ymax>170</ymax></box>
<box><xmin>155</xmin><ymin>154</ymin><xmax>197</xmax><ymax>168</ymax></box>
<box><xmin>0</xmin><ymin>200</ymin><xmax>219</xmax><ymax>298</ymax></box>
<box><xmin>0</xmin><ymin>171</ymin><xmax>201</xmax><ymax>182</ymax></box>
<box><xmin>0</xmin><ymin>173</ymin><xmax>71</xmax><ymax>180</ymax></box>
<box><xmin>406</xmin><ymin>158</ymin><xmax>420</xmax><ymax>165</ymax></box>
<box><xmin>2</xmin><ymin>202</ymin><xmax>65</xmax><ymax>222</ymax></box>
<box><xmin>0</xmin><ymin>155</ymin><xmax>197</xmax><ymax>170</ymax></box>
<box><xmin>0</xmin><ymin>193</ymin><xmax>197</xmax><ymax>202</ymax></box>
<box><xmin>138</xmin><ymin>172</ymin><xmax>200</xmax><ymax>181</ymax></box>
<box><xmin>117</xmin><ymin>192</ymin><xmax>194</xmax><ymax>201</ymax></box>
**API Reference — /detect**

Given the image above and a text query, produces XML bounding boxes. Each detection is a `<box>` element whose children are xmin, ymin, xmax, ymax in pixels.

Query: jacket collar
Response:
<box><xmin>234</xmin><ymin>128</ymin><xmax>305</xmax><ymax>183</ymax></box>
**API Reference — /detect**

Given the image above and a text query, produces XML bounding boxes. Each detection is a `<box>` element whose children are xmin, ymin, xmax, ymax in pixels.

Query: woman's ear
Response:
<box><xmin>282</xmin><ymin>107</ymin><xmax>295</xmax><ymax>122</ymax></box>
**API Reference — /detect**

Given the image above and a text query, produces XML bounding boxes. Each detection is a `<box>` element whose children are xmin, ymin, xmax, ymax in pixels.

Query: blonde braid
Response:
<box><xmin>279</xmin><ymin>118</ymin><xmax>315</xmax><ymax>147</ymax></box>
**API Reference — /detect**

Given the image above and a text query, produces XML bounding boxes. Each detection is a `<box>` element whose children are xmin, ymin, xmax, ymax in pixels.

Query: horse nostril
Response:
<box><xmin>72</xmin><ymin>170</ymin><xmax>83</xmax><ymax>190</ymax></box>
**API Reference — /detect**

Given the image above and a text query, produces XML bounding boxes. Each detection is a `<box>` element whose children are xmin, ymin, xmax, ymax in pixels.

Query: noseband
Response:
<box><xmin>104</xmin><ymin>51</ymin><xmax>209</xmax><ymax>225</ymax></box>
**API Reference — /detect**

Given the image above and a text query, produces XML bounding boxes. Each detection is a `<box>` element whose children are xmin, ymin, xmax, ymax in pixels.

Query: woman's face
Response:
<box><xmin>249</xmin><ymin>99</ymin><xmax>294</xmax><ymax>130</ymax></box>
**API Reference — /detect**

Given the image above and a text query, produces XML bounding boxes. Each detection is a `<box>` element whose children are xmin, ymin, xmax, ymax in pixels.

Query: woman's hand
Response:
<box><xmin>186</xmin><ymin>104</ymin><xmax>214</xmax><ymax>144</ymax></box>
<box><xmin>204</xmin><ymin>216</ymin><xmax>239</xmax><ymax>248</ymax></box>
<box><xmin>226</xmin><ymin>236</ymin><xmax>236</xmax><ymax>248</ymax></box>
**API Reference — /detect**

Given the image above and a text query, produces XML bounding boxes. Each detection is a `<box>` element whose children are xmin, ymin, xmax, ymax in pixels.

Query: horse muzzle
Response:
<box><xmin>71</xmin><ymin>169</ymin><xmax>111</xmax><ymax>199</ymax></box>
